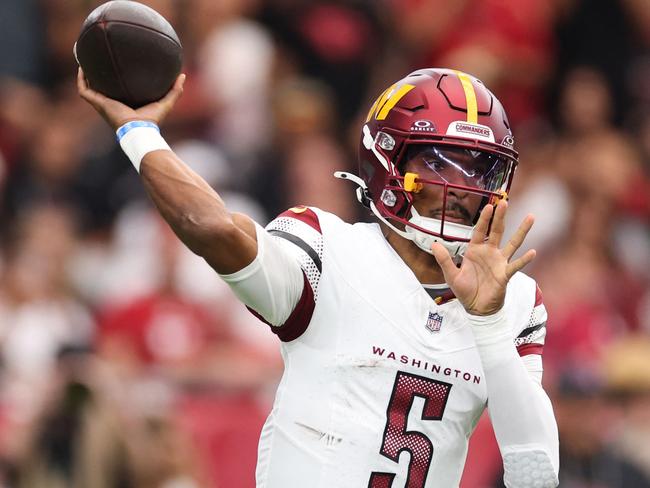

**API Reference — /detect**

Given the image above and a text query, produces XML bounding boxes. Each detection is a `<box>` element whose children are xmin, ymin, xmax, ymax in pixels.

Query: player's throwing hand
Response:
<box><xmin>77</xmin><ymin>68</ymin><xmax>185</xmax><ymax>131</ymax></box>
<box><xmin>430</xmin><ymin>200</ymin><xmax>536</xmax><ymax>316</ymax></box>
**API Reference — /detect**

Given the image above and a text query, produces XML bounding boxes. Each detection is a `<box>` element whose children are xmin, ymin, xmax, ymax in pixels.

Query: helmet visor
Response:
<box><xmin>403</xmin><ymin>145</ymin><xmax>514</xmax><ymax>193</ymax></box>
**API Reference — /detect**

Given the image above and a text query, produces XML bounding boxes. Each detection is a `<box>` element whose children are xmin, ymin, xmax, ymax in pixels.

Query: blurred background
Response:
<box><xmin>0</xmin><ymin>0</ymin><xmax>649</xmax><ymax>486</ymax></box>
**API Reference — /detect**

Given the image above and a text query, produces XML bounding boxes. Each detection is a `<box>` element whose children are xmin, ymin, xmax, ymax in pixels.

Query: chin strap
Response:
<box><xmin>405</xmin><ymin>207</ymin><xmax>470</xmax><ymax>258</ymax></box>
<box><xmin>334</xmin><ymin>171</ymin><xmax>469</xmax><ymax>258</ymax></box>
<box><xmin>334</xmin><ymin>171</ymin><xmax>414</xmax><ymax>241</ymax></box>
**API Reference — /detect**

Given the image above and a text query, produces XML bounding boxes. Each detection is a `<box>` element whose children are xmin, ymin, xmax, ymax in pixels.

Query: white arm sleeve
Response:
<box><xmin>469</xmin><ymin>308</ymin><xmax>559</xmax><ymax>488</ymax></box>
<box><xmin>219</xmin><ymin>223</ymin><xmax>305</xmax><ymax>326</ymax></box>
<box><xmin>522</xmin><ymin>354</ymin><xmax>543</xmax><ymax>385</ymax></box>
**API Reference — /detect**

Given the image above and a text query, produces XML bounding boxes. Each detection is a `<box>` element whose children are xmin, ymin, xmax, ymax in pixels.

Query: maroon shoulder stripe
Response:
<box><xmin>247</xmin><ymin>271</ymin><xmax>315</xmax><ymax>342</ymax></box>
<box><xmin>278</xmin><ymin>206</ymin><xmax>322</xmax><ymax>234</ymax></box>
<box><xmin>534</xmin><ymin>285</ymin><xmax>543</xmax><ymax>307</ymax></box>
<box><xmin>517</xmin><ymin>343</ymin><xmax>543</xmax><ymax>357</ymax></box>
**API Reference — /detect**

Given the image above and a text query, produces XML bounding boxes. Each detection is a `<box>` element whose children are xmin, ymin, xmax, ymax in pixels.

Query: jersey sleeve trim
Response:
<box><xmin>517</xmin><ymin>343</ymin><xmax>544</xmax><ymax>357</ymax></box>
<box><xmin>266</xmin><ymin>207</ymin><xmax>324</xmax><ymax>301</ymax></box>
<box><xmin>221</xmin><ymin>223</ymin><xmax>306</xmax><ymax>328</ymax></box>
<box><xmin>277</xmin><ymin>206</ymin><xmax>322</xmax><ymax>233</ymax></box>
<box><xmin>513</xmin><ymin>279</ymin><xmax>547</xmax><ymax>357</ymax></box>
<box><xmin>247</xmin><ymin>271</ymin><xmax>315</xmax><ymax>342</ymax></box>
<box><xmin>516</xmin><ymin>321</ymin><xmax>546</xmax><ymax>339</ymax></box>
<box><xmin>268</xmin><ymin>229</ymin><xmax>322</xmax><ymax>273</ymax></box>
<box><xmin>534</xmin><ymin>285</ymin><xmax>543</xmax><ymax>307</ymax></box>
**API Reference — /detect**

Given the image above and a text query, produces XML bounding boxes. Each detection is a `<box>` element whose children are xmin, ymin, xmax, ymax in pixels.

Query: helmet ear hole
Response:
<box><xmin>358</xmin><ymin>188</ymin><xmax>373</xmax><ymax>209</ymax></box>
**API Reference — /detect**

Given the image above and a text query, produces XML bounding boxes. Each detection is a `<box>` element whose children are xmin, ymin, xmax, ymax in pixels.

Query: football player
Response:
<box><xmin>78</xmin><ymin>67</ymin><xmax>559</xmax><ymax>488</ymax></box>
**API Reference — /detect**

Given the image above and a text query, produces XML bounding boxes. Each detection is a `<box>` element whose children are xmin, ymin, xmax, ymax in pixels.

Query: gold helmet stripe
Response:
<box><xmin>365</xmin><ymin>85</ymin><xmax>393</xmax><ymax>123</ymax></box>
<box><xmin>366</xmin><ymin>83</ymin><xmax>415</xmax><ymax>122</ymax></box>
<box><xmin>454</xmin><ymin>71</ymin><xmax>478</xmax><ymax>124</ymax></box>
<box><xmin>376</xmin><ymin>84</ymin><xmax>415</xmax><ymax>120</ymax></box>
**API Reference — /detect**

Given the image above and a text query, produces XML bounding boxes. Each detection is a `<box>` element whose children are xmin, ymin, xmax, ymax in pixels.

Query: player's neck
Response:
<box><xmin>383</xmin><ymin>227</ymin><xmax>447</xmax><ymax>285</ymax></box>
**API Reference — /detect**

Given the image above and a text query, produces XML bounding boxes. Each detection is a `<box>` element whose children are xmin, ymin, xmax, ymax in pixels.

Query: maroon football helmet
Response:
<box><xmin>337</xmin><ymin>68</ymin><xmax>518</xmax><ymax>256</ymax></box>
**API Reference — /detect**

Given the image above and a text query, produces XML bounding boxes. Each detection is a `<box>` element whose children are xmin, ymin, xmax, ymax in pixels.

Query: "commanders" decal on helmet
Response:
<box><xmin>445</xmin><ymin>121</ymin><xmax>495</xmax><ymax>143</ymax></box>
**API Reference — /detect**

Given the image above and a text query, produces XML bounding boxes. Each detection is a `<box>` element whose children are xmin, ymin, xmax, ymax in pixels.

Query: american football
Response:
<box><xmin>74</xmin><ymin>0</ymin><xmax>182</xmax><ymax>108</ymax></box>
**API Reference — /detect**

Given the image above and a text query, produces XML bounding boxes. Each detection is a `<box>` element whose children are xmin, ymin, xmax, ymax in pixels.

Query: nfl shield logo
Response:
<box><xmin>426</xmin><ymin>312</ymin><xmax>443</xmax><ymax>333</ymax></box>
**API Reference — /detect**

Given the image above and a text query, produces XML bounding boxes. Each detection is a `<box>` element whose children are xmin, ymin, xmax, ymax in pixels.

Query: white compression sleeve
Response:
<box><xmin>469</xmin><ymin>309</ymin><xmax>559</xmax><ymax>488</ymax></box>
<box><xmin>522</xmin><ymin>354</ymin><xmax>543</xmax><ymax>385</ymax></box>
<box><xmin>219</xmin><ymin>223</ymin><xmax>305</xmax><ymax>326</ymax></box>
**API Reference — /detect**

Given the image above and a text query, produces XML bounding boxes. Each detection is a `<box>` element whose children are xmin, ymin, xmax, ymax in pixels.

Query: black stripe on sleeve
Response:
<box><xmin>268</xmin><ymin>229</ymin><xmax>322</xmax><ymax>273</ymax></box>
<box><xmin>516</xmin><ymin>321</ymin><xmax>546</xmax><ymax>339</ymax></box>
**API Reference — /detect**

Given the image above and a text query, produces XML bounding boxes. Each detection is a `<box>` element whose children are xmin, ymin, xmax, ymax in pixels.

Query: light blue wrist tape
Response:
<box><xmin>115</xmin><ymin>120</ymin><xmax>170</xmax><ymax>172</ymax></box>
<box><xmin>116</xmin><ymin>120</ymin><xmax>160</xmax><ymax>141</ymax></box>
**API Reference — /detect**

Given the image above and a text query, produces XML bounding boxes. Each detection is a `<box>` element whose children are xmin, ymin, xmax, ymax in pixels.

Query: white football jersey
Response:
<box><xmin>254</xmin><ymin>207</ymin><xmax>547</xmax><ymax>488</ymax></box>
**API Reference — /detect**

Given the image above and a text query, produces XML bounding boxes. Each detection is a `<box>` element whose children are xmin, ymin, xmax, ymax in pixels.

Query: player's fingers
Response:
<box><xmin>76</xmin><ymin>67</ymin><xmax>87</xmax><ymax>91</ymax></box>
<box><xmin>77</xmin><ymin>68</ymin><xmax>95</xmax><ymax>103</ymax></box>
<box><xmin>487</xmin><ymin>200</ymin><xmax>507</xmax><ymax>247</ymax></box>
<box><xmin>431</xmin><ymin>242</ymin><xmax>460</xmax><ymax>282</ymax></box>
<box><xmin>502</xmin><ymin>214</ymin><xmax>535</xmax><ymax>260</ymax></box>
<box><xmin>77</xmin><ymin>68</ymin><xmax>110</xmax><ymax>108</ymax></box>
<box><xmin>159</xmin><ymin>73</ymin><xmax>185</xmax><ymax>109</ymax></box>
<box><xmin>470</xmin><ymin>204</ymin><xmax>493</xmax><ymax>244</ymax></box>
<box><xmin>506</xmin><ymin>249</ymin><xmax>536</xmax><ymax>279</ymax></box>
<box><xmin>176</xmin><ymin>73</ymin><xmax>186</xmax><ymax>91</ymax></box>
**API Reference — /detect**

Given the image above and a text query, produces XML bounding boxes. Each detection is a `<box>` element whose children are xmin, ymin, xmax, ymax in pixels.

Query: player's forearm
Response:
<box><xmin>141</xmin><ymin>150</ymin><xmax>229</xmax><ymax>236</ymax></box>
<box><xmin>139</xmin><ymin>150</ymin><xmax>252</xmax><ymax>266</ymax></box>
<box><xmin>469</xmin><ymin>309</ymin><xmax>559</xmax><ymax>488</ymax></box>
<box><xmin>481</xmin><ymin>355</ymin><xmax>559</xmax><ymax>487</ymax></box>
<box><xmin>114</xmin><ymin>121</ymin><xmax>257</xmax><ymax>273</ymax></box>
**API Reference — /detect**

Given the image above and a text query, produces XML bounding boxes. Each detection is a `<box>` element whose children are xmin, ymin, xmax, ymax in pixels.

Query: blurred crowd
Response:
<box><xmin>0</xmin><ymin>0</ymin><xmax>649</xmax><ymax>487</ymax></box>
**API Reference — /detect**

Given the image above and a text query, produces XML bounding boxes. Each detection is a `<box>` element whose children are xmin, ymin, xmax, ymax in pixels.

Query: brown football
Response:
<box><xmin>74</xmin><ymin>0</ymin><xmax>182</xmax><ymax>108</ymax></box>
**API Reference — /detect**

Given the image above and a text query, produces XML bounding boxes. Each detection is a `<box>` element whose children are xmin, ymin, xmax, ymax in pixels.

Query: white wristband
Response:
<box><xmin>467</xmin><ymin>307</ymin><xmax>517</xmax><ymax>369</ymax></box>
<box><xmin>116</xmin><ymin>120</ymin><xmax>171</xmax><ymax>172</ymax></box>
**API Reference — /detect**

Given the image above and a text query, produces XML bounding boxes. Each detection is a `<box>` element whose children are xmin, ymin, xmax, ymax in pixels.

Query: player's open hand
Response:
<box><xmin>430</xmin><ymin>200</ymin><xmax>536</xmax><ymax>316</ymax></box>
<box><xmin>77</xmin><ymin>68</ymin><xmax>185</xmax><ymax>131</ymax></box>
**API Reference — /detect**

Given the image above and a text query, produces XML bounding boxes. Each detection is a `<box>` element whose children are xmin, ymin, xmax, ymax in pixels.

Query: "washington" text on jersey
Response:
<box><xmin>372</xmin><ymin>345</ymin><xmax>482</xmax><ymax>384</ymax></box>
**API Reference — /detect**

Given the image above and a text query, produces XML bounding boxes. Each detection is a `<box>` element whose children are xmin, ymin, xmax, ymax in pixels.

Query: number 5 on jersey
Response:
<box><xmin>369</xmin><ymin>372</ymin><xmax>453</xmax><ymax>488</ymax></box>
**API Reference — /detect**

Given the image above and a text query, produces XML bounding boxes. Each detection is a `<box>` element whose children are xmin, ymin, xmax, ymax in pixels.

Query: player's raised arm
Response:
<box><xmin>432</xmin><ymin>201</ymin><xmax>559</xmax><ymax>487</ymax></box>
<box><xmin>77</xmin><ymin>69</ymin><xmax>256</xmax><ymax>274</ymax></box>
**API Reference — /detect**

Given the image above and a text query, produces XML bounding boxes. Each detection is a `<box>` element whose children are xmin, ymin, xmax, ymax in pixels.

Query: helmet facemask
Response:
<box><xmin>376</xmin><ymin>143</ymin><xmax>516</xmax><ymax>257</ymax></box>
